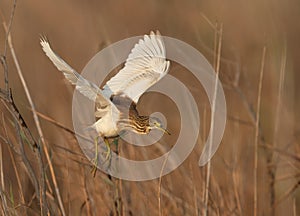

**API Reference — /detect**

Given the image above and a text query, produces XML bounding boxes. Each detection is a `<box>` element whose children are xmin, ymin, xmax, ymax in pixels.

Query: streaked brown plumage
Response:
<box><xmin>40</xmin><ymin>31</ymin><xmax>171</xmax><ymax>176</ymax></box>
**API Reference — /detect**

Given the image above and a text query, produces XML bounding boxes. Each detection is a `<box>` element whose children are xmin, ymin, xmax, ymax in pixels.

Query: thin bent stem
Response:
<box><xmin>254</xmin><ymin>46</ymin><xmax>266</xmax><ymax>216</ymax></box>
<box><xmin>158</xmin><ymin>150</ymin><xmax>170</xmax><ymax>216</ymax></box>
<box><xmin>3</xmin><ymin>22</ymin><xmax>49</xmax><ymax>215</ymax></box>
<box><xmin>204</xmin><ymin>22</ymin><xmax>223</xmax><ymax>216</ymax></box>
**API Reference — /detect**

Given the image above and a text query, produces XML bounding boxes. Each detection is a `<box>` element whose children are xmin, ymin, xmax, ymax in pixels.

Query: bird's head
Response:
<box><xmin>148</xmin><ymin>116</ymin><xmax>171</xmax><ymax>135</ymax></box>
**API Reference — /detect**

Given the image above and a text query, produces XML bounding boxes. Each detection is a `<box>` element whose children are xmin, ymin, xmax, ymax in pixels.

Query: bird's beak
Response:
<box><xmin>157</xmin><ymin>126</ymin><xmax>171</xmax><ymax>135</ymax></box>
<box><xmin>164</xmin><ymin>128</ymin><xmax>171</xmax><ymax>135</ymax></box>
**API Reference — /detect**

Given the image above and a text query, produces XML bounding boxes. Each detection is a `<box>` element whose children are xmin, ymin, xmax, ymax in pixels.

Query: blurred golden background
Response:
<box><xmin>0</xmin><ymin>0</ymin><xmax>299</xmax><ymax>215</ymax></box>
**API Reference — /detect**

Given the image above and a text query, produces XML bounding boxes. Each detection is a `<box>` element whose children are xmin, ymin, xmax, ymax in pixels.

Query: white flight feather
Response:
<box><xmin>40</xmin><ymin>37</ymin><xmax>120</xmax><ymax>136</ymax></box>
<box><xmin>40</xmin><ymin>30</ymin><xmax>170</xmax><ymax>136</ymax></box>
<box><xmin>102</xmin><ymin>31</ymin><xmax>170</xmax><ymax>103</ymax></box>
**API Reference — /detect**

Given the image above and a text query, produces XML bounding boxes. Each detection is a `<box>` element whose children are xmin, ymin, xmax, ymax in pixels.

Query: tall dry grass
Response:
<box><xmin>0</xmin><ymin>0</ymin><xmax>299</xmax><ymax>215</ymax></box>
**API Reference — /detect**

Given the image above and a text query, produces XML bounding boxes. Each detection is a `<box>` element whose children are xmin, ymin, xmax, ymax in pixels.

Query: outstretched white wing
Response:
<box><xmin>102</xmin><ymin>31</ymin><xmax>170</xmax><ymax>103</ymax></box>
<box><xmin>40</xmin><ymin>38</ymin><xmax>118</xmax><ymax>118</ymax></box>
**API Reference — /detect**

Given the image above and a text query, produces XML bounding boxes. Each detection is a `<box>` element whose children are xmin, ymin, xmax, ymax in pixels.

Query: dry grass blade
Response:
<box><xmin>273</xmin><ymin>43</ymin><xmax>287</xmax><ymax>153</ymax></box>
<box><xmin>0</xmin><ymin>0</ymin><xmax>16</xmax><ymax>96</ymax></box>
<box><xmin>0</xmin><ymin>56</ymin><xmax>9</xmax><ymax>97</ymax></box>
<box><xmin>200</xmin><ymin>13</ymin><xmax>218</xmax><ymax>31</ymax></box>
<box><xmin>14</xmin><ymin>119</ymin><xmax>40</xmax><ymax>206</ymax></box>
<box><xmin>201</xmin><ymin>106</ymin><xmax>207</xmax><ymax>215</ymax></box>
<box><xmin>204</xmin><ymin>21</ymin><xmax>223</xmax><ymax>216</ymax></box>
<box><xmin>83</xmin><ymin>173</ymin><xmax>92</xmax><ymax>216</ymax></box>
<box><xmin>2</xmin><ymin>21</ymin><xmax>66</xmax><ymax>216</ymax></box>
<box><xmin>2</xmin><ymin>0</ymin><xmax>17</xmax><ymax>57</ymax></box>
<box><xmin>158</xmin><ymin>151</ymin><xmax>170</xmax><ymax>216</ymax></box>
<box><xmin>254</xmin><ymin>46</ymin><xmax>266</xmax><ymax>216</ymax></box>
<box><xmin>0</xmin><ymin>139</ymin><xmax>8</xmax><ymax>216</ymax></box>
<box><xmin>2</xmin><ymin>114</ymin><xmax>26</xmax><ymax>209</ymax></box>
<box><xmin>274</xmin><ymin>180</ymin><xmax>300</xmax><ymax>207</ymax></box>
<box><xmin>0</xmin><ymin>189</ymin><xmax>8</xmax><ymax>216</ymax></box>
<box><xmin>1</xmin><ymin>110</ymin><xmax>21</xmax><ymax>155</ymax></box>
<box><xmin>293</xmin><ymin>197</ymin><xmax>297</xmax><ymax>216</ymax></box>
<box><xmin>189</xmin><ymin>163</ymin><xmax>199</xmax><ymax>216</ymax></box>
<box><xmin>232</xmin><ymin>170</ymin><xmax>242</xmax><ymax>215</ymax></box>
<box><xmin>261</xmin><ymin>143</ymin><xmax>300</xmax><ymax>163</ymax></box>
<box><xmin>267</xmin><ymin>43</ymin><xmax>287</xmax><ymax>214</ymax></box>
<box><xmin>30</xmin><ymin>109</ymin><xmax>92</xmax><ymax>143</ymax></box>
<box><xmin>2</xmin><ymin>22</ymin><xmax>49</xmax><ymax>215</ymax></box>
<box><xmin>1</xmin><ymin>2</ymin><xmax>299</xmax><ymax>215</ymax></box>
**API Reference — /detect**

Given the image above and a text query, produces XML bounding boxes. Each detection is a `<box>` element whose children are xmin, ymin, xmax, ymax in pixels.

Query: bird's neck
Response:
<box><xmin>118</xmin><ymin>114</ymin><xmax>150</xmax><ymax>134</ymax></box>
<box><xmin>129</xmin><ymin>115</ymin><xmax>150</xmax><ymax>134</ymax></box>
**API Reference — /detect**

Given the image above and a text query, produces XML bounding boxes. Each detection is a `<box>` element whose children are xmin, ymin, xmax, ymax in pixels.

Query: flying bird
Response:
<box><xmin>40</xmin><ymin>31</ymin><xmax>171</xmax><ymax>175</ymax></box>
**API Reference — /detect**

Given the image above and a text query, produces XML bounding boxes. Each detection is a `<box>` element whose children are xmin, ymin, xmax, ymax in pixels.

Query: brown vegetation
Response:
<box><xmin>0</xmin><ymin>0</ymin><xmax>299</xmax><ymax>215</ymax></box>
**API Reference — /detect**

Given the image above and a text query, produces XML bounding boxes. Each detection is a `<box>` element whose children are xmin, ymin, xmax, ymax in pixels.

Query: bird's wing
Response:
<box><xmin>102</xmin><ymin>31</ymin><xmax>170</xmax><ymax>103</ymax></box>
<box><xmin>40</xmin><ymin>37</ymin><xmax>118</xmax><ymax>118</ymax></box>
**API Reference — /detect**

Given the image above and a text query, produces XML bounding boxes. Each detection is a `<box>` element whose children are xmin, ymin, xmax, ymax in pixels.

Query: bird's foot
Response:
<box><xmin>90</xmin><ymin>137</ymin><xmax>113</xmax><ymax>176</ymax></box>
<box><xmin>91</xmin><ymin>162</ymin><xmax>98</xmax><ymax>177</ymax></box>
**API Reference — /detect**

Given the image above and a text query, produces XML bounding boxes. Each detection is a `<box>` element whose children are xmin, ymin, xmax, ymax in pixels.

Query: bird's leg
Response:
<box><xmin>113</xmin><ymin>137</ymin><xmax>119</xmax><ymax>146</ymax></box>
<box><xmin>91</xmin><ymin>136</ymin><xmax>99</xmax><ymax>177</ymax></box>
<box><xmin>103</xmin><ymin>137</ymin><xmax>111</xmax><ymax>161</ymax></box>
<box><xmin>112</xmin><ymin>137</ymin><xmax>120</xmax><ymax>154</ymax></box>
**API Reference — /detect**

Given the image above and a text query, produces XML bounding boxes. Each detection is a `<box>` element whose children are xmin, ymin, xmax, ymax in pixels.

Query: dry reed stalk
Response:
<box><xmin>201</xmin><ymin>105</ymin><xmax>207</xmax><ymax>215</ymax></box>
<box><xmin>232</xmin><ymin>170</ymin><xmax>242</xmax><ymax>215</ymax></box>
<box><xmin>31</xmin><ymin>109</ymin><xmax>92</xmax><ymax>144</ymax></box>
<box><xmin>273</xmin><ymin>43</ymin><xmax>287</xmax><ymax>160</ymax></box>
<box><xmin>274</xmin><ymin>180</ymin><xmax>300</xmax><ymax>207</ymax></box>
<box><xmin>158</xmin><ymin>151</ymin><xmax>170</xmax><ymax>216</ymax></box>
<box><xmin>0</xmin><ymin>189</ymin><xmax>8</xmax><ymax>216</ymax></box>
<box><xmin>12</xmin><ymin>118</ymin><xmax>39</xmax><ymax>197</ymax></box>
<box><xmin>160</xmin><ymin>186</ymin><xmax>195</xmax><ymax>214</ymax></box>
<box><xmin>83</xmin><ymin>173</ymin><xmax>92</xmax><ymax>216</ymax></box>
<box><xmin>200</xmin><ymin>13</ymin><xmax>218</xmax><ymax>31</ymax></box>
<box><xmin>2</xmin><ymin>0</ymin><xmax>16</xmax><ymax>58</ymax></box>
<box><xmin>293</xmin><ymin>197</ymin><xmax>297</xmax><ymax>216</ymax></box>
<box><xmin>276</xmin><ymin>173</ymin><xmax>300</xmax><ymax>182</ymax></box>
<box><xmin>0</xmin><ymin>137</ymin><xmax>8</xmax><ymax>216</ymax></box>
<box><xmin>254</xmin><ymin>46</ymin><xmax>266</xmax><ymax>216</ymax></box>
<box><xmin>203</xmin><ymin>21</ymin><xmax>223</xmax><ymax>216</ymax></box>
<box><xmin>189</xmin><ymin>162</ymin><xmax>198</xmax><ymax>216</ymax></box>
<box><xmin>2</xmin><ymin>23</ymin><xmax>49</xmax><ymax>215</ymax></box>
<box><xmin>268</xmin><ymin>43</ymin><xmax>287</xmax><ymax>214</ymax></box>
<box><xmin>211</xmin><ymin>173</ymin><xmax>224</xmax><ymax>214</ymax></box>
<box><xmin>118</xmin><ymin>176</ymin><xmax>124</xmax><ymax>215</ymax></box>
<box><xmin>261</xmin><ymin>144</ymin><xmax>300</xmax><ymax>164</ymax></box>
<box><xmin>2</xmin><ymin>114</ymin><xmax>26</xmax><ymax>212</ymax></box>
<box><xmin>2</xmin><ymin>21</ymin><xmax>66</xmax><ymax>215</ymax></box>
